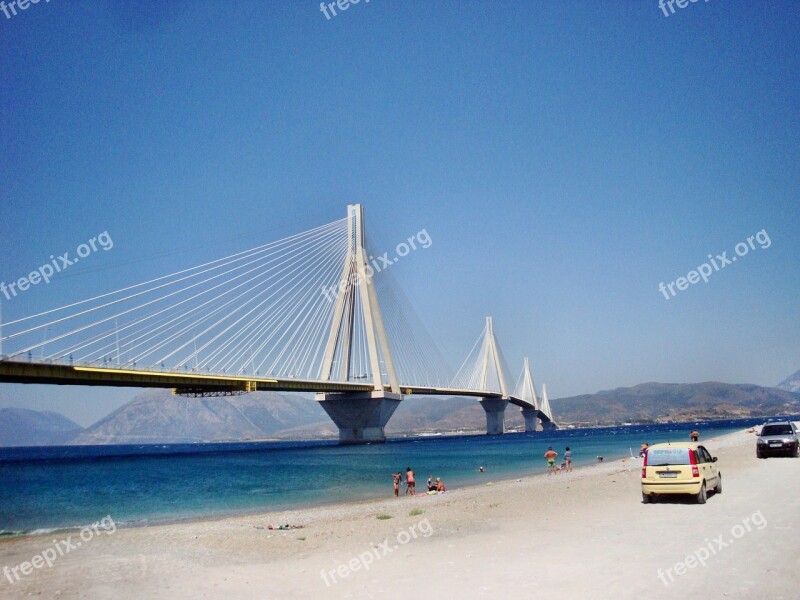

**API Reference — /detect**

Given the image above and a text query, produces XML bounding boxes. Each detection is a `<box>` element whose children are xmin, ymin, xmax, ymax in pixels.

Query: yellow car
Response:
<box><xmin>641</xmin><ymin>442</ymin><xmax>721</xmax><ymax>504</ymax></box>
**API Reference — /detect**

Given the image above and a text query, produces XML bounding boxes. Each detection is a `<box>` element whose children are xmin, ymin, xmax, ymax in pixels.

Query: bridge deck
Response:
<box><xmin>0</xmin><ymin>360</ymin><xmax>548</xmax><ymax>419</ymax></box>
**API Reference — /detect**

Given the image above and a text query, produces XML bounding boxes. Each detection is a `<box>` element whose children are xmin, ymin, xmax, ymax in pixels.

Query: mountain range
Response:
<box><xmin>553</xmin><ymin>381</ymin><xmax>800</xmax><ymax>425</ymax></box>
<box><xmin>1</xmin><ymin>376</ymin><xmax>799</xmax><ymax>446</ymax></box>
<box><xmin>777</xmin><ymin>369</ymin><xmax>800</xmax><ymax>394</ymax></box>
<box><xmin>0</xmin><ymin>408</ymin><xmax>83</xmax><ymax>446</ymax></box>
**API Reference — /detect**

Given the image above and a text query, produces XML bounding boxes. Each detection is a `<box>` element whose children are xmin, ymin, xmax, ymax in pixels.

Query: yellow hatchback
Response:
<box><xmin>641</xmin><ymin>442</ymin><xmax>721</xmax><ymax>504</ymax></box>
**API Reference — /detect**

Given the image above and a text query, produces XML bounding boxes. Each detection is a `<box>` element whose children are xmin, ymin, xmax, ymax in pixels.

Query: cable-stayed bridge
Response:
<box><xmin>0</xmin><ymin>205</ymin><xmax>556</xmax><ymax>443</ymax></box>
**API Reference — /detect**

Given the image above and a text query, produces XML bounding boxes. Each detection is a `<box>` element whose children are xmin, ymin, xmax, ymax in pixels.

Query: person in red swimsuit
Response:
<box><xmin>405</xmin><ymin>467</ymin><xmax>416</xmax><ymax>495</ymax></box>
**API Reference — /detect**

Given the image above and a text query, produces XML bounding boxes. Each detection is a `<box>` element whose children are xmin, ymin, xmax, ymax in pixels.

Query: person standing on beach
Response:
<box><xmin>690</xmin><ymin>430</ymin><xmax>700</xmax><ymax>442</ymax></box>
<box><xmin>564</xmin><ymin>447</ymin><xmax>572</xmax><ymax>472</ymax></box>
<box><xmin>405</xmin><ymin>467</ymin><xmax>416</xmax><ymax>495</ymax></box>
<box><xmin>392</xmin><ymin>472</ymin><xmax>402</xmax><ymax>497</ymax></box>
<box><xmin>544</xmin><ymin>447</ymin><xmax>558</xmax><ymax>475</ymax></box>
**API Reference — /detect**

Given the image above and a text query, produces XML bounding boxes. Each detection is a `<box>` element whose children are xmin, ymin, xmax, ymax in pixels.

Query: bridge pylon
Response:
<box><xmin>516</xmin><ymin>357</ymin><xmax>541</xmax><ymax>432</ymax></box>
<box><xmin>315</xmin><ymin>204</ymin><xmax>402</xmax><ymax>443</ymax></box>
<box><xmin>539</xmin><ymin>383</ymin><xmax>557</xmax><ymax>430</ymax></box>
<box><xmin>476</xmin><ymin>317</ymin><xmax>510</xmax><ymax>435</ymax></box>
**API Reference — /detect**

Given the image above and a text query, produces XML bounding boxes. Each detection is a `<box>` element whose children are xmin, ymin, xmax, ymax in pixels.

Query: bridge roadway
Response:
<box><xmin>0</xmin><ymin>359</ymin><xmax>551</xmax><ymax>424</ymax></box>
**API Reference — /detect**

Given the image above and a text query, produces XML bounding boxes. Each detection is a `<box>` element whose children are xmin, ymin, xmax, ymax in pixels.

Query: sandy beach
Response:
<box><xmin>1</xmin><ymin>426</ymin><xmax>798</xmax><ymax>599</ymax></box>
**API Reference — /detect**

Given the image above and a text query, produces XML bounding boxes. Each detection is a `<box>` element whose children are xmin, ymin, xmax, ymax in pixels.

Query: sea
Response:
<box><xmin>0</xmin><ymin>417</ymin><xmax>790</xmax><ymax>536</ymax></box>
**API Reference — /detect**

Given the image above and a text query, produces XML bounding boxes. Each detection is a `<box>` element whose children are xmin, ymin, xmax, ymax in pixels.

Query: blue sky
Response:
<box><xmin>1</xmin><ymin>1</ymin><xmax>798</xmax><ymax>426</ymax></box>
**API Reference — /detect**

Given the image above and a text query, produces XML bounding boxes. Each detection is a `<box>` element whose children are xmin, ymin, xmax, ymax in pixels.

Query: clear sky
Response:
<box><xmin>1</xmin><ymin>1</ymin><xmax>798</xmax><ymax>427</ymax></box>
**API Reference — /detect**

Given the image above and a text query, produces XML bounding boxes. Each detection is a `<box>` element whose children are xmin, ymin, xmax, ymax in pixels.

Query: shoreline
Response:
<box><xmin>0</xmin><ymin>452</ymin><xmax>606</xmax><ymax>540</ymax></box>
<box><xmin>0</xmin><ymin>421</ymin><xmax>768</xmax><ymax>539</ymax></box>
<box><xmin>0</xmin><ymin>425</ymin><xmax>748</xmax><ymax>541</ymax></box>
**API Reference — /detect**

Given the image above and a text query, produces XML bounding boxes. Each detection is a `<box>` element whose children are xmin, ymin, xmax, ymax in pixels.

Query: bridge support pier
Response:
<box><xmin>315</xmin><ymin>391</ymin><xmax>403</xmax><ymax>444</ymax></box>
<box><xmin>479</xmin><ymin>398</ymin><xmax>508</xmax><ymax>435</ymax></box>
<box><xmin>540</xmin><ymin>419</ymin><xmax>557</xmax><ymax>431</ymax></box>
<box><xmin>521</xmin><ymin>407</ymin><xmax>539</xmax><ymax>432</ymax></box>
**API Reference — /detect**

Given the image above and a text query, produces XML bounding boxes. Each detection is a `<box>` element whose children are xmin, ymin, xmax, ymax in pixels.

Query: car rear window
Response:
<box><xmin>647</xmin><ymin>448</ymin><xmax>691</xmax><ymax>466</ymax></box>
<box><xmin>761</xmin><ymin>425</ymin><xmax>794</xmax><ymax>436</ymax></box>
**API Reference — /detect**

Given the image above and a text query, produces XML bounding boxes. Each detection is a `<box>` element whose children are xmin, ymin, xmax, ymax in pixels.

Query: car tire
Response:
<box><xmin>794</xmin><ymin>446</ymin><xmax>799</xmax><ymax>458</ymax></box>
<box><xmin>756</xmin><ymin>449</ymin><xmax>765</xmax><ymax>459</ymax></box>
<box><xmin>696</xmin><ymin>482</ymin><xmax>707</xmax><ymax>505</ymax></box>
<box><xmin>714</xmin><ymin>474</ymin><xmax>722</xmax><ymax>495</ymax></box>
<box><xmin>642</xmin><ymin>492</ymin><xmax>651</xmax><ymax>504</ymax></box>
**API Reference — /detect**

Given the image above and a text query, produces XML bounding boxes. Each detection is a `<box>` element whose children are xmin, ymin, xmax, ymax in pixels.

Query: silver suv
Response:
<box><xmin>756</xmin><ymin>421</ymin><xmax>799</xmax><ymax>458</ymax></box>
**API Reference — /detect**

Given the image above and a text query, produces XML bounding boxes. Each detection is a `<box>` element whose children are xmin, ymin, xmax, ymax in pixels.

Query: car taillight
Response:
<box><xmin>690</xmin><ymin>449</ymin><xmax>699</xmax><ymax>477</ymax></box>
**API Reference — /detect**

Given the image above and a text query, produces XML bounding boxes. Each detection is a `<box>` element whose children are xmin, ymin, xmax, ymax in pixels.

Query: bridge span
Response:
<box><xmin>0</xmin><ymin>205</ymin><xmax>556</xmax><ymax>442</ymax></box>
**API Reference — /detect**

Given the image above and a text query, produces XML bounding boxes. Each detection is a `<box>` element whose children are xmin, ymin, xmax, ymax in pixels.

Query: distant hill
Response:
<box><xmin>69</xmin><ymin>389</ymin><xmax>330</xmax><ymax>444</ymax></box>
<box><xmin>552</xmin><ymin>382</ymin><xmax>800</xmax><ymax>425</ymax></box>
<box><xmin>387</xmin><ymin>396</ymin><xmax>523</xmax><ymax>434</ymax></box>
<box><xmin>0</xmin><ymin>408</ymin><xmax>84</xmax><ymax>446</ymax></box>
<box><xmin>69</xmin><ymin>391</ymin><xmax>513</xmax><ymax>444</ymax></box>
<box><xmin>777</xmin><ymin>369</ymin><xmax>800</xmax><ymax>394</ymax></box>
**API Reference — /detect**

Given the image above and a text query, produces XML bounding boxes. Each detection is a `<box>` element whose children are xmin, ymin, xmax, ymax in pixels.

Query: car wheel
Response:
<box><xmin>756</xmin><ymin>449</ymin><xmax>765</xmax><ymax>459</ymax></box>
<box><xmin>696</xmin><ymin>482</ymin><xmax>707</xmax><ymax>505</ymax></box>
<box><xmin>642</xmin><ymin>491</ymin><xmax>651</xmax><ymax>504</ymax></box>
<box><xmin>794</xmin><ymin>446</ymin><xmax>799</xmax><ymax>458</ymax></box>
<box><xmin>714</xmin><ymin>474</ymin><xmax>722</xmax><ymax>495</ymax></box>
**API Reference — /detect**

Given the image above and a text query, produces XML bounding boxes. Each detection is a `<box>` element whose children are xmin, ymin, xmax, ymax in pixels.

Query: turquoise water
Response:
<box><xmin>0</xmin><ymin>418</ymin><xmax>775</xmax><ymax>534</ymax></box>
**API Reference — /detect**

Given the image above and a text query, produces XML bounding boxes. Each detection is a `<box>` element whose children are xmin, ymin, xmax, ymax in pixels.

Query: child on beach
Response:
<box><xmin>564</xmin><ymin>447</ymin><xmax>572</xmax><ymax>472</ymax></box>
<box><xmin>392</xmin><ymin>472</ymin><xmax>402</xmax><ymax>497</ymax></box>
<box><xmin>544</xmin><ymin>447</ymin><xmax>558</xmax><ymax>475</ymax></box>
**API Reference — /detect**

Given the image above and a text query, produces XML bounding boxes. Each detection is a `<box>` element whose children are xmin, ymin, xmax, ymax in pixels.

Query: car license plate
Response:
<box><xmin>658</xmin><ymin>471</ymin><xmax>678</xmax><ymax>478</ymax></box>
<box><xmin>769</xmin><ymin>441</ymin><xmax>782</xmax><ymax>446</ymax></box>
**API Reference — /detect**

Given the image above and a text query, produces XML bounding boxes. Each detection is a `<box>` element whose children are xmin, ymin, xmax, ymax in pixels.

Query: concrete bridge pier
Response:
<box><xmin>540</xmin><ymin>419</ymin><xmax>557</xmax><ymax>431</ymax></box>
<box><xmin>316</xmin><ymin>391</ymin><xmax>403</xmax><ymax>444</ymax></box>
<box><xmin>479</xmin><ymin>397</ymin><xmax>509</xmax><ymax>435</ymax></box>
<box><xmin>521</xmin><ymin>407</ymin><xmax>539</xmax><ymax>432</ymax></box>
